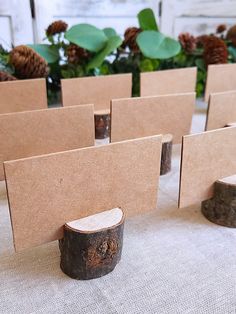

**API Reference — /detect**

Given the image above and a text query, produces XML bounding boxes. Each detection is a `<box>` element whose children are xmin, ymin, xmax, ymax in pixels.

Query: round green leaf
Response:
<box><xmin>87</xmin><ymin>35</ymin><xmax>122</xmax><ymax>70</ymax></box>
<box><xmin>28</xmin><ymin>44</ymin><xmax>59</xmax><ymax>63</ymax></box>
<box><xmin>156</xmin><ymin>37</ymin><xmax>181</xmax><ymax>59</ymax></box>
<box><xmin>137</xmin><ymin>31</ymin><xmax>181</xmax><ymax>59</ymax></box>
<box><xmin>65</xmin><ymin>24</ymin><xmax>107</xmax><ymax>52</ymax></box>
<box><xmin>138</xmin><ymin>8</ymin><xmax>158</xmax><ymax>31</ymax></box>
<box><xmin>103</xmin><ymin>27</ymin><xmax>117</xmax><ymax>38</ymax></box>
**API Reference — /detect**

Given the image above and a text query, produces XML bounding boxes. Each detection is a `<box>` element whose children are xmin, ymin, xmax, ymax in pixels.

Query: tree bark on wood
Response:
<box><xmin>94</xmin><ymin>110</ymin><xmax>110</xmax><ymax>139</ymax></box>
<box><xmin>160</xmin><ymin>134</ymin><xmax>173</xmax><ymax>176</ymax></box>
<box><xmin>59</xmin><ymin>208</ymin><xmax>124</xmax><ymax>280</ymax></box>
<box><xmin>202</xmin><ymin>175</ymin><xmax>236</xmax><ymax>227</ymax></box>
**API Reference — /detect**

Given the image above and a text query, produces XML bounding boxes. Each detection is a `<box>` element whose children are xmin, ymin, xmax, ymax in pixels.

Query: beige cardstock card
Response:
<box><xmin>4</xmin><ymin>135</ymin><xmax>162</xmax><ymax>251</ymax></box>
<box><xmin>0</xmin><ymin>104</ymin><xmax>94</xmax><ymax>180</ymax></box>
<box><xmin>61</xmin><ymin>73</ymin><xmax>132</xmax><ymax>111</ymax></box>
<box><xmin>206</xmin><ymin>91</ymin><xmax>236</xmax><ymax>131</ymax></box>
<box><xmin>205</xmin><ymin>64</ymin><xmax>236</xmax><ymax>102</ymax></box>
<box><xmin>140</xmin><ymin>67</ymin><xmax>197</xmax><ymax>97</ymax></box>
<box><xmin>179</xmin><ymin>126</ymin><xmax>236</xmax><ymax>208</ymax></box>
<box><xmin>0</xmin><ymin>78</ymin><xmax>47</xmax><ymax>113</ymax></box>
<box><xmin>110</xmin><ymin>93</ymin><xmax>195</xmax><ymax>144</ymax></box>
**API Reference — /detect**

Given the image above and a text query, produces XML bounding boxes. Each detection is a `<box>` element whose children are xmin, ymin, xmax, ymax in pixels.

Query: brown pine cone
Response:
<box><xmin>226</xmin><ymin>25</ymin><xmax>236</xmax><ymax>47</ymax></box>
<box><xmin>203</xmin><ymin>36</ymin><xmax>228</xmax><ymax>66</ymax></box>
<box><xmin>178</xmin><ymin>33</ymin><xmax>196</xmax><ymax>54</ymax></box>
<box><xmin>123</xmin><ymin>27</ymin><xmax>142</xmax><ymax>53</ymax></box>
<box><xmin>0</xmin><ymin>71</ymin><xmax>17</xmax><ymax>81</ymax></box>
<box><xmin>216</xmin><ymin>24</ymin><xmax>227</xmax><ymax>34</ymax></box>
<box><xmin>67</xmin><ymin>44</ymin><xmax>89</xmax><ymax>64</ymax></box>
<box><xmin>9</xmin><ymin>45</ymin><xmax>49</xmax><ymax>79</ymax></box>
<box><xmin>46</xmin><ymin>20</ymin><xmax>68</xmax><ymax>37</ymax></box>
<box><xmin>196</xmin><ymin>35</ymin><xmax>210</xmax><ymax>48</ymax></box>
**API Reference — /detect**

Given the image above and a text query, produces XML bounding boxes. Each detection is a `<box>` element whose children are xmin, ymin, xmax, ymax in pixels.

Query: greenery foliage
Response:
<box><xmin>1</xmin><ymin>8</ymin><xmax>236</xmax><ymax>103</ymax></box>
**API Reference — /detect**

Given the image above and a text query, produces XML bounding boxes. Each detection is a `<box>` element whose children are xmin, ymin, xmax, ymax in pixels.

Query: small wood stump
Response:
<box><xmin>59</xmin><ymin>208</ymin><xmax>125</xmax><ymax>280</ymax></box>
<box><xmin>160</xmin><ymin>134</ymin><xmax>173</xmax><ymax>176</ymax></box>
<box><xmin>94</xmin><ymin>109</ymin><xmax>110</xmax><ymax>139</ymax></box>
<box><xmin>201</xmin><ymin>175</ymin><xmax>236</xmax><ymax>227</ymax></box>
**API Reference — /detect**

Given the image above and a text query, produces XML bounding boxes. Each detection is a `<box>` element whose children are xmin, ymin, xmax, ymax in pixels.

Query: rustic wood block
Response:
<box><xmin>179</xmin><ymin>126</ymin><xmax>236</xmax><ymax>208</ymax></box>
<box><xmin>59</xmin><ymin>208</ymin><xmax>125</xmax><ymax>280</ymax></box>
<box><xmin>205</xmin><ymin>64</ymin><xmax>236</xmax><ymax>102</ymax></box>
<box><xmin>140</xmin><ymin>67</ymin><xmax>197</xmax><ymax>97</ymax></box>
<box><xmin>161</xmin><ymin>134</ymin><xmax>173</xmax><ymax>176</ymax></box>
<box><xmin>110</xmin><ymin>93</ymin><xmax>195</xmax><ymax>144</ymax></box>
<box><xmin>0</xmin><ymin>104</ymin><xmax>95</xmax><ymax>180</ymax></box>
<box><xmin>0</xmin><ymin>78</ymin><xmax>47</xmax><ymax>113</ymax></box>
<box><xmin>94</xmin><ymin>109</ymin><xmax>110</xmax><ymax>139</ymax></box>
<box><xmin>202</xmin><ymin>175</ymin><xmax>236</xmax><ymax>227</ymax></box>
<box><xmin>61</xmin><ymin>73</ymin><xmax>132</xmax><ymax>111</ymax></box>
<box><xmin>4</xmin><ymin>135</ymin><xmax>162</xmax><ymax>251</ymax></box>
<box><xmin>206</xmin><ymin>91</ymin><xmax>236</xmax><ymax>131</ymax></box>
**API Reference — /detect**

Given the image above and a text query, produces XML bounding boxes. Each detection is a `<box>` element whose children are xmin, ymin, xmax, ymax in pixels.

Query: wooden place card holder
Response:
<box><xmin>140</xmin><ymin>67</ymin><xmax>197</xmax><ymax>97</ymax></box>
<box><xmin>4</xmin><ymin>135</ymin><xmax>162</xmax><ymax>254</ymax></box>
<box><xmin>206</xmin><ymin>91</ymin><xmax>236</xmax><ymax>131</ymax></box>
<box><xmin>0</xmin><ymin>78</ymin><xmax>47</xmax><ymax>113</ymax></box>
<box><xmin>179</xmin><ymin>127</ymin><xmax>236</xmax><ymax>225</ymax></box>
<box><xmin>201</xmin><ymin>175</ymin><xmax>236</xmax><ymax>227</ymax></box>
<box><xmin>0</xmin><ymin>104</ymin><xmax>94</xmax><ymax>180</ymax></box>
<box><xmin>204</xmin><ymin>64</ymin><xmax>236</xmax><ymax>102</ymax></box>
<box><xmin>59</xmin><ymin>207</ymin><xmax>125</xmax><ymax>279</ymax></box>
<box><xmin>61</xmin><ymin>74</ymin><xmax>132</xmax><ymax>139</ymax></box>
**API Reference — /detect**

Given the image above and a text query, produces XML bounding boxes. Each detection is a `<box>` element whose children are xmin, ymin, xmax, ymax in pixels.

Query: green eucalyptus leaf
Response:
<box><xmin>195</xmin><ymin>58</ymin><xmax>206</xmax><ymax>71</ymax></box>
<box><xmin>28</xmin><ymin>44</ymin><xmax>59</xmax><ymax>63</ymax></box>
<box><xmin>228</xmin><ymin>46</ymin><xmax>236</xmax><ymax>61</ymax></box>
<box><xmin>137</xmin><ymin>31</ymin><xmax>181</xmax><ymax>59</ymax></box>
<box><xmin>103</xmin><ymin>27</ymin><xmax>117</xmax><ymax>38</ymax></box>
<box><xmin>138</xmin><ymin>8</ymin><xmax>158</xmax><ymax>31</ymax></box>
<box><xmin>65</xmin><ymin>23</ymin><xmax>107</xmax><ymax>52</ymax></box>
<box><xmin>87</xmin><ymin>35</ymin><xmax>122</xmax><ymax>70</ymax></box>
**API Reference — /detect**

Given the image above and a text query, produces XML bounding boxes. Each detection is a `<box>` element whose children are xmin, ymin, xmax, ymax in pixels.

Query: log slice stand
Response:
<box><xmin>94</xmin><ymin>109</ymin><xmax>110</xmax><ymax>139</ymax></box>
<box><xmin>201</xmin><ymin>175</ymin><xmax>236</xmax><ymax>227</ymax></box>
<box><xmin>160</xmin><ymin>134</ymin><xmax>173</xmax><ymax>175</ymax></box>
<box><xmin>59</xmin><ymin>208</ymin><xmax>125</xmax><ymax>279</ymax></box>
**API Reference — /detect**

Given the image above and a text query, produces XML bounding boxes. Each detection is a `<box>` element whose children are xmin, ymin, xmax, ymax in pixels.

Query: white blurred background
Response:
<box><xmin>0</xmin><ymin>0</ymin><xmax>236</xmax><ymax>48</ymax></box>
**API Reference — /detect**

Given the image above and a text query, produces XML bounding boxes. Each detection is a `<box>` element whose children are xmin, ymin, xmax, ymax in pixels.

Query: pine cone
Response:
<box><xmin>10</xmin><ymin>45</ymin><xmax>49</xmax><ymax>79</ymax></box>
<box><xmin>216</xmin><ymin>24</ymin><xmax>227</xmax><ymax>34</ymax></box>
<box><xmin>178</xmin><ymin>33</ymin><xmax>196</xmax><ymax>53</ymax></box>
<box><xmin>226</xmin><ymin>25</ymin><xmax>236</xmax><ymax>47</ymax></box>
<box><xmin>203</xmin><ymin>36</ymin><xmax>228</xmax><ymax>66</ymax></box>
<box><xmin>123</xmin><ymin>27</ymin><xmax>142</xmax><ymax>53</ymax></box>
<box><xmin>0</xmin><ymin>71</ymin><xmax>17</xmax><ymax>81</ymax></box>
<box><xmin>46</xmin><ymin>20</ymin><xmax>68</xmax><ymax>36</ymax></box>
<box><xmin>67</xmin><ymin>44</ymin><xmax>89</xmax><ymax>64</ymax></box>
<box><xmin>196</xmin><ymin>35</ymin><xmax>210</xmax><ymax>48</ymax></box>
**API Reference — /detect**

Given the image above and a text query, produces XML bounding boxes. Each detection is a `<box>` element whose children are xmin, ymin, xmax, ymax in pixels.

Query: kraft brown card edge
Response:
<box><xmin>0</xmin><ymin>104</ymin><xmax>95</xmax><ymax>181</ymax></box>
<box><xmin>178</xmin><ymin>126</ymin><xmax>236</xmax><ymax>208</ymax></box>
<box><xmin>0</xmin><ymin>78</ymin><xmax>48</xmax><ymax>111</ymax></box>
<box><xmin>205</xmin><ymin>90</ymin><xmax>236</xmax><ymax>131</ymax></box>
<box><xmin>61</xmin><ymin>73</ymin><xmax>132</xmax><ymax>109</ymax></box>
<box><xmin>4</xmin><ymin>134</ymin><xmax>162</xmax><ymax>252</ymax></box>
<box><xmin>140</xmin><ymin>67</ymin><xmax>197</xmax><ymax>96</ymax></box>
<box><xmin>109</xmin><ymin>92</ymin><xmax>196</xmax><ymax>144</ymax></box>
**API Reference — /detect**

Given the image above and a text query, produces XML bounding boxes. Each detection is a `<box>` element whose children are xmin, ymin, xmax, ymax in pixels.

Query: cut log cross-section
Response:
<box><xmin>201</xmin><ymin>175</ymin><xmax>236</xmax><ymax>227</ymax></box>
<box><xmin>94</xmin><ymin>110</ymin><xmax>110</xmax><ymax>139</ymax></box>
<box><xmin>160</xmin><ymin>134</ymin><xmax>173</xmax><ymax>176</ymax></box>
<box><xmin>59</xmin><ymin>208</ymin><xmax>125</xmax><ymax>280</ymax></box>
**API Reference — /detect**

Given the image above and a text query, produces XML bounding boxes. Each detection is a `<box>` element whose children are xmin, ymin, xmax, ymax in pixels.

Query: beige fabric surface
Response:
<box><xmin>1</xmin><ymin>106</ymin><xmax>236</xmax><ymax>313</ymax></box>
